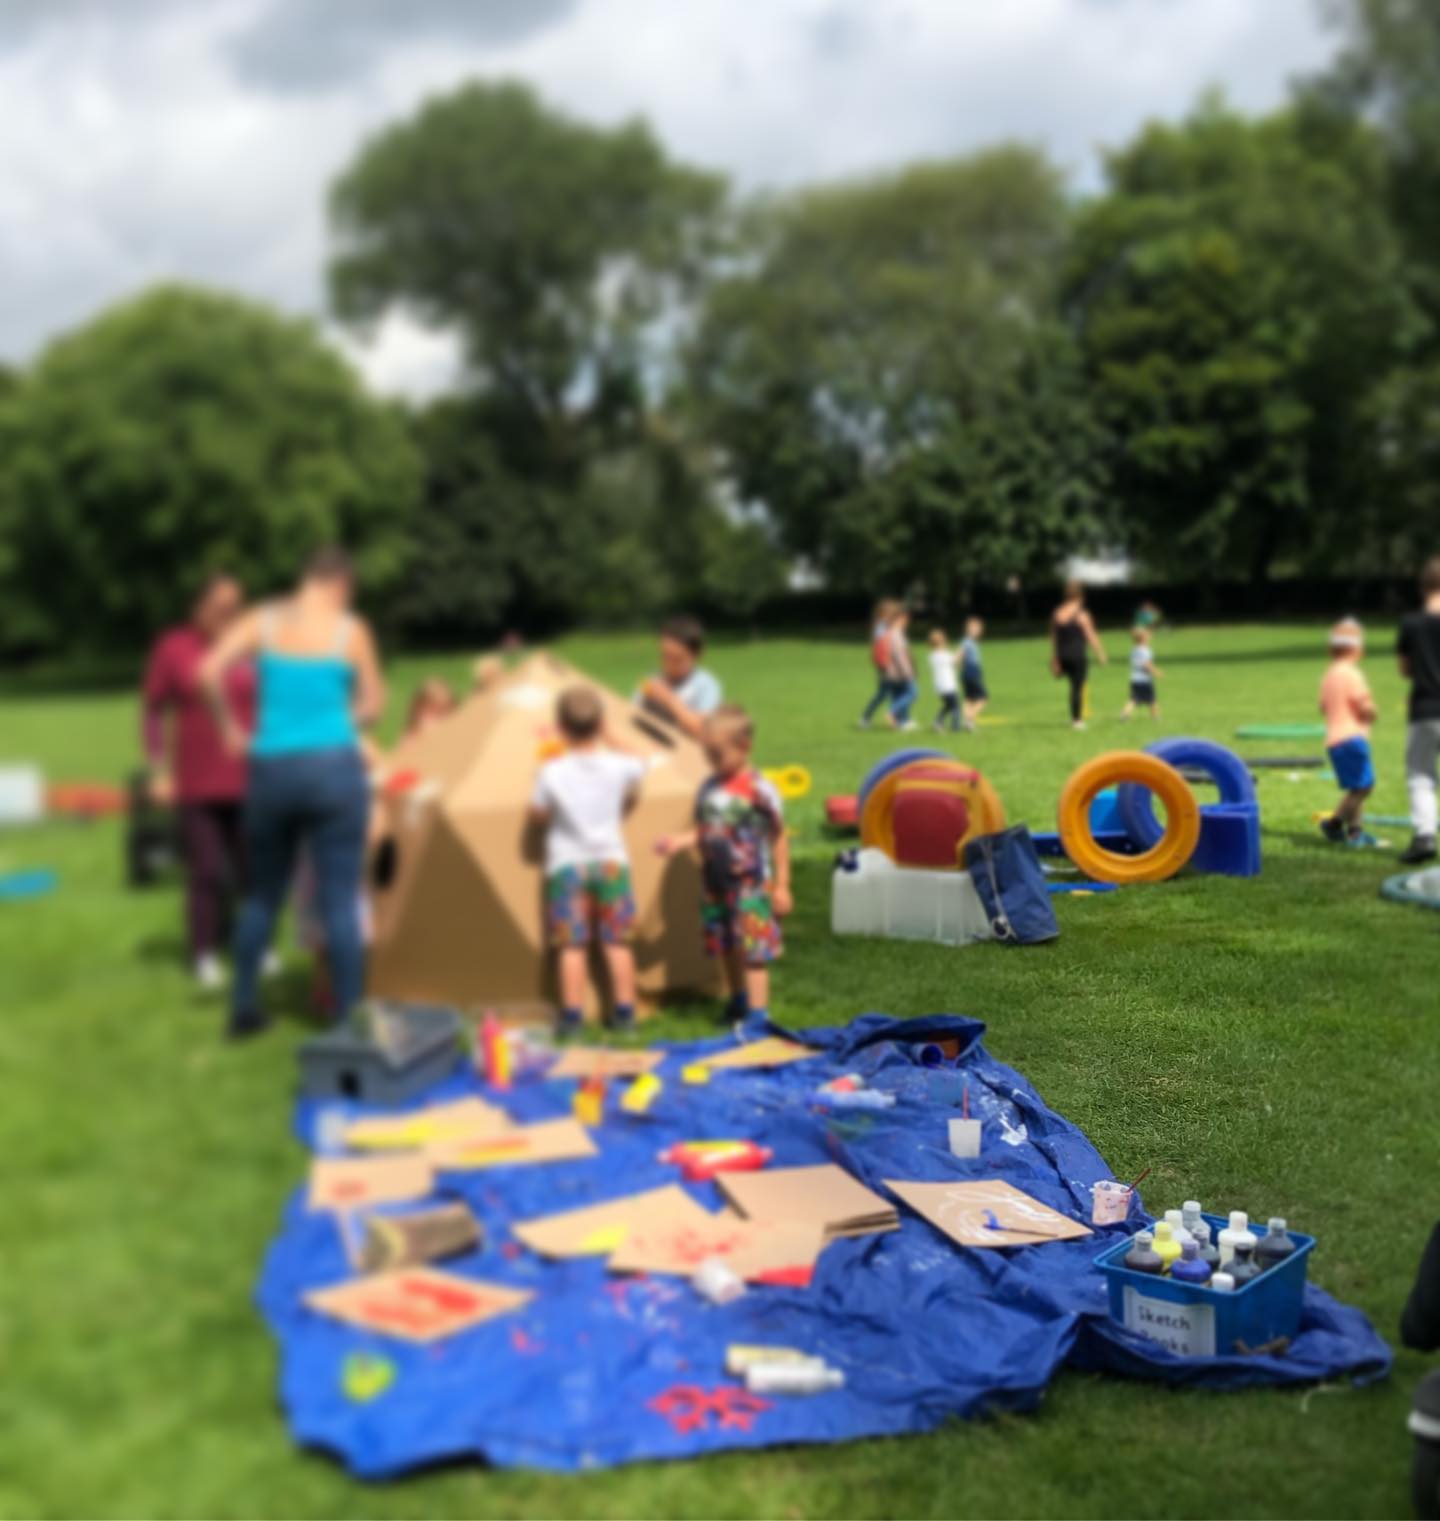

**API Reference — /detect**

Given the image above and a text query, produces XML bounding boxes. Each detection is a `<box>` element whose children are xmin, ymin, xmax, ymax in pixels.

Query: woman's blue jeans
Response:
<box><xmin>231</xmin><ymin>746</ymin><xmax>368</xmax><ymax>1023</ymax></box>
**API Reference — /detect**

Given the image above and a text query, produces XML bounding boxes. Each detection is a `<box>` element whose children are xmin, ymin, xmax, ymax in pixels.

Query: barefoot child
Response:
<box><xmin>405</xmin><ymin>677</ymin><xmax>456</xmax><ymax>738</ymax></box>
<box><xmin>657</xmin><ymin>704</ymin><xmax>791</xmax><ymax>1025</ymax></box>
<box><xmin>886</xmin><ymin>607</ymin><xmax>918</xmax><ymax>731</ymax></box>
<box><xmin>928</xmin><ymin>628</ymin><xmax>961</xmax><ymax>732</ymax></box>
<box><xmin>960</xmin><ymin>617</ymin><xmax>988</xmax><ymax>730</ymax></box>
<box><xmin>1120</xmin><ymin>627</ymin><xmax>1163</xmax><ymax>720</ymax></box>
<box><xmin>1318</xmin><ymin>618</ymin><xmax>1379</xmax><ymax>847</ymax></box>
<box><xmin>528</xmin><ymin>686</ymin><xmax>646</xmax><ymax>1033</ymax></box>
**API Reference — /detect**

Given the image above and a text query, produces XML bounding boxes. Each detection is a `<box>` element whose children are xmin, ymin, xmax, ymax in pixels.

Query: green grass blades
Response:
<box><xmin>0</xmin><ymin>622</ymin><xmax>1431</xmax><ymax>1518</ymax></box>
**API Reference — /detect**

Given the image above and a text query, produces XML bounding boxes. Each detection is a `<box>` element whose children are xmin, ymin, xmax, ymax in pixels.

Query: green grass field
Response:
<box><xmin>2</xmin><ymin>624</ymin><xmax>1434</xmax><ymax>1520</ymax></box>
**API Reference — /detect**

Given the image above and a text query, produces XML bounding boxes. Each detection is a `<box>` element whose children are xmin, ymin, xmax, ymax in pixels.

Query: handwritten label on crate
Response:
<box><xmin>1122</xmin><ymin>1285</ymin><xmax>1216</xmax><ymax>1358</ymax></box>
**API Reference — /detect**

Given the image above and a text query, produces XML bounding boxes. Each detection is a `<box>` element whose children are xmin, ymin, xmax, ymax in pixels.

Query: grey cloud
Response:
<box><xmin>0</xmin><ymin>0</ymin><xmax>188</xmax><ymax>51</ymax></box>
<box><xmin>226</xmin><ymin>0</ymin><xmax>579</xmax><ymax>91</ymax></box>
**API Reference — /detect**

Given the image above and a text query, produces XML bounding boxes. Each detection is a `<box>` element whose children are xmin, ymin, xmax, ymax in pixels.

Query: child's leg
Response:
<box><xmin>1148</xmin><ymin>701</ymin><xmax>1161</xmax><ymax>719</ymax></box>
<box><xmin>1120</xmin><ymin>700</ymin><xmax>1134</xmax><ymax>719</ymax></box>
<box><xmin>724</xmin><ymin>947</ymin><xmax>747</xmax><ymax>1001</ymax></box>
<box><xmin>558</xmin><ymin>946</ymin><xmax>588</xmax><ymax>1010</ymax></box>
<box><xmin>1407</xmin><ymin>721</ymin><xmax>1440</xmax><ymax>838</ymax></box>
<box><xmin>745</xmin><ymin>964</ymin><xmax>770</xmax><ymax>1013</ymax></box>
<box><xmin>860</xmin><ymin>677</ymin><xmax>889</xmax><ymax>723</ymax></box>
<box><xmin>947</xmin><ymin>694</ymin><xmax>961</xmax><ymax>731</ymax></box>
<box><xmin>597</xmin><ymin>864</ymin><xmax>638</xmax><ymax>1023</ymax></box>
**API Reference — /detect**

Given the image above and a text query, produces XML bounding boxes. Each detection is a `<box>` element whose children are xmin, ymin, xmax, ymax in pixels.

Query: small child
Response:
<box><xmin>657</xmin><ymin>704</ymin><xmax>791</xmax><ymax>1025</ymax></box>
<box><xmin>959</xmin><ymin>617</ymin><xmax>988</xmax><ymax>730</ymax></box>
<box><xmin>1318</xmin><ymin>618</ymin><xmax>1378</xmax><ymax>847</ymax></box>
<box><xmin>527</xmin><ymin>686</ymin><xmax>646</xmax><ymax>1033</ymax></box>
<box><xmin>1120</xmin><ymin>627</ymin><xmax>1163</xmax><ymax>720</ymax></box>
<box><xmin>886</xmin><ymin>607</ymin><xmax>918</xmax><ymax>731</ymax></box>
<box><xmin>405</xmin><ymin>677</ymin><xmax>456</xmax><ymax>738</ymax></box>
<box><xmin>928</xmin><ymin>629</ymin><xmax>961</xmax><ymax>732</ymax></box>
<box><xmin>857</xmin><ymin>599</ymin><xmax>898</xmax><ymax>729</ymax></box>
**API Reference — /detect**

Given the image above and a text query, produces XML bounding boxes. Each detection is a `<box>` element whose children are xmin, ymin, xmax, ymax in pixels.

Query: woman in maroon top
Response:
<box><xmin>141</xmin><ymin>572</ymin><xmax>256</xmax><ymax>988</ymax></box>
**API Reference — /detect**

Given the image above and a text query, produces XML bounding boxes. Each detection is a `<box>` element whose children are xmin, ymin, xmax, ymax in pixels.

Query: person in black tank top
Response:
<box><xmin>1050</xmin><ymin>580</ymin><xmax>1108</xmax><ymax>729</ymax></box>
<box><xmin>1398</xmin><ymin>556</ymin><xmax>1440</xmax><ymax>863</ymax></box>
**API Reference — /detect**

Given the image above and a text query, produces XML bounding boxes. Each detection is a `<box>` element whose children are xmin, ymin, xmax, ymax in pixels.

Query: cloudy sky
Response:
<box><xmin>0</xmin><ymin>0</ymin><xmax>1336</xmax><ymax>397</ymax></box>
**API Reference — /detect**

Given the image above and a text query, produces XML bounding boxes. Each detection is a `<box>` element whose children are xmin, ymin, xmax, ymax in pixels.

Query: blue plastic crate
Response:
<box><xmin>1095</xmin><ymin>1214</ymin><xmax>1315</xmax><ymax>1358</ymax></box>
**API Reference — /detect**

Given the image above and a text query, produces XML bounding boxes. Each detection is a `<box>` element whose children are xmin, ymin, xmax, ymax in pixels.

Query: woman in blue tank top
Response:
<box><xmin>200</xmin><ymin>547</ymin><xmax>386</xmax><ymax>1039</ymax></box>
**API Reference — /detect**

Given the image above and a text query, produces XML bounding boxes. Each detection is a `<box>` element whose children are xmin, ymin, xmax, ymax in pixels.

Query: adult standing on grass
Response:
<box><xmin>1397</xmin><ymin>556</ymin><xmax>1440</xmax><ymax>865</ymax></box>
<box><xmin>141</xmin><ymin>571</ymin><xmax>255</xmax><ymax>991</ymax></box>
<box><xmin>199</xmin><ymin>547</ymin><xmax>385</xmax><ymax>1040</ymax></box>
<box><xmin>1050</xmin><ymin>579</ymin><xmax>1108</xmax><ymax>731</ymax></box>
<box><xmin>637</xmin><ymin>615</ymin><xmax>723</xmax><ymax>740</ymax></box>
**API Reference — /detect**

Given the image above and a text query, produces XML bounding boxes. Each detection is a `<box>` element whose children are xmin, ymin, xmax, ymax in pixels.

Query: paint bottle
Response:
<box><xmin>1163</xmin><ymin>1209</ymin><xmax>1197</xmax><ymax>1252</ymax></box>
<box><xmin>693</xmin><ymin>1258</ymin><xmax>746</xmax><ymax>1306</ymax></box>
<box><xmin>1210</xmin><ymin>1272</ymin><xmax>1236</xmax><ymax>1293</ymax></box>
<box><xmin>1227</xmin><ymin>1241</ymin><xmax>1262</xmax><ymax>1287</ymax></box>
<box><xmin>1255</xmin><ymin>1218</ymin><xmax>1296</xmax><ymax>1272</ymax></box>
<box><xmin>1151</xmin><ymin>1219</ymin><xmax>1182</xmax><ymax>1273</ymax></box>
<box><xmin>744</xmin><ymin>1361</ymin><xmax>845</xmax><ymax>1395</ymax></box>
<box><xmin>1181</xmin><ymin>1199</ymin><xmax>1205</xmax><ymax>1238</ymax></box>
<box><xmin>1192</xmin><ymin>1217</ymin><xmax>1221</xmax><ymax>1269</ymax></box>
<box><xmin>1124</xmin><ymin>1229</ymin><xmax>1164</xmax><ymax>1275</ymax></box>
<box><xmin>1169</xmin><ymin>1239</ymin><xmax>1212</xmax><ymax>1285</ymax></box>
<box><xmin>1217</xmin><ymin>1210</ymin><xmax>1257</xmax><ymax>1268</ymax></box>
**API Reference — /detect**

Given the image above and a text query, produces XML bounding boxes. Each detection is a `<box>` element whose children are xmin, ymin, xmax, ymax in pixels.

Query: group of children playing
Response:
<box><xmin>528</xmin><ymin>687</ymin><xmax>789</xmax><ymax>1033</ymax></box>
<box><xmin>857</xmin><ymin>596</ymin><xmax>1165</xmax><ymax>733</ymax></box>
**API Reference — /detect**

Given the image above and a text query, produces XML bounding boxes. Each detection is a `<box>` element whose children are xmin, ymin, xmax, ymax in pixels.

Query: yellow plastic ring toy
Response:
<box><xmin>1057</xmin><ymin>752</ymin><xmax>1200</xmax><ymax>885</ymax></box>
<box><xmin>860</xmin><ymin>759</ymin><xmax>1006</xmax><ymax>862</ymax></box>
<box><xmin>762</xmin><ymin>765</ymin><xmax>812</xmax><ymax>801</ymax></box>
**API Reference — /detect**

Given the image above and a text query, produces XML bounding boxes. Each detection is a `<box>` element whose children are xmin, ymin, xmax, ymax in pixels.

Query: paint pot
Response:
<box><xmin>744</xmin><ymin>1361</ymin><xmax>845</xmax><ymax>1395</ymax></box>
<box><xmin>1256</xmin><ymin>1217</ymin><xmax>1296</xmax><ymax>1270</ymax></box>
<box><xmin>1123</xmin><ymin>1229</ymin><xmax>1164</xmax><ymax>1275</ymax></box>
<box><xmin>692</xmin><ymin>1258</ymin><xmax>746</xmax><ymax>1306</ymax></box>
<box><xmin>918</xmin><ymin>1044</ymin><xmax>946</xmax><ymax>1067</ymax></box>
<box><xmin>1227</xmin><ymin>1242</ymin><xmax>1262</xmax><ymax>1287</ymax></box>
<box><xmin>1152</xmin><ymin>1220</ymin><xmax>1182</xmax><ymax>1273</ymax></box>
<box><xmin>1218</xmin><ymin>1210</ymin><xmax>1257</xmax><ymax>1268</ymax></box>
<box><xmin>948</xmin><ymin>1118</ymin><xmax>982</xmax><ymax>1159</ymax></box>
<box><xmin>1169</xmin><ymin>1239</ymin><xmax>1212</xmax><ymax>1285</ymax></box>
<box><xmin>1163</xmin><ymin>1209</ymin><xmax>1197</xmax><ymax>1252</ymax></box>
<box><xmin>1091</xmin><ymin>1180</ymin><xmax>1133</xmax><ymax>1226</ymax></box>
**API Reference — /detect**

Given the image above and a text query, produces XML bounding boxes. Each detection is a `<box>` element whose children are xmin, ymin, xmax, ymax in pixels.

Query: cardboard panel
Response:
<box><xmin>608</xmin><ymin>1216</ymin><xmax>826</xmax><ymax>1283</ymax></box>
<box><xmin>512</xmin><ymin>1185</ymin><xmax>714</xmax><ymax>1259</ymax></box>
<box><xmin>305</xmin><ymin>1268</ymin><xmax>531</xmax><ymax>1341</ymax></box>
<box><xmin>307</xmin><ymin>1155</ymin><xmax>434</xmax><ymax>1212</ymax></box>
<box><xmin>884</xmin><ymin>1179</ymin><xmax>1093</xmax><ymax>1248</ymax></box>
<box><xmin>718</xmin><ymin>1164</ymin><xmax>898</xmax><ymax>1239</ymax></box>
<box><xmin>702</xmin><ymin>1038</ymin><xmax>822</xmax><ymax>1072</ymax></box>
<box><xmin>430</xmin><ymin>1116</ymin><xmax>598</xmax><ymax>1171</ymax></box>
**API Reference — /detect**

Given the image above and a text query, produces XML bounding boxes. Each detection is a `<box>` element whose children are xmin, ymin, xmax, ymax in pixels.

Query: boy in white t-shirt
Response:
<box><xmin>528</xmin><ymin>686</ymin><xmax>646</xmax><ymax>1033</ymax></box>
<box><xmin>1120</xmin><ymin>627</ymin><xmax>1164</xmax><ymax>720</ymax></box>
<box><xmin>927</xmin><ymin>628</ymin><xmax>961</xmax><ymax>732</ymax></box>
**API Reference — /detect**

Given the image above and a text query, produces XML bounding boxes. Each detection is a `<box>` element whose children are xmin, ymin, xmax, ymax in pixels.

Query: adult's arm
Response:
<box><xmin>198</xmin><ymin>609</ymin><xmax>264</xmax><ymax>754</ymax></box>
<box><xmin>349</xmin><ymin>617</ymin><xmax>386</xmax><ymax>730</ymax></box>
<box><xmin>140</xmin><ymin>637</ymin><xmax>174</xmax><ymax>771</ymax></box>
<box><xmin>1048</xmin><ymin>612</ymin><xmax>1061</xmax><ymax>676</ymax></box>
<box><xmin>1081</xmin><ymin>610</ymin><xmax>1108</xmax><ymax>664</ymax></box>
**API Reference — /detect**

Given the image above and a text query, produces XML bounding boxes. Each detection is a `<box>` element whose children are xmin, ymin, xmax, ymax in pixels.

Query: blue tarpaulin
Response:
<box><xmin>256</xmin><ymin>1015</ymin><xmax>1390</xmax><ymax>1477</ymax></box>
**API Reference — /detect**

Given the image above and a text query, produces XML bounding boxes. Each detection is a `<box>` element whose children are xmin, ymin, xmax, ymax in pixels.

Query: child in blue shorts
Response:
<box><xmin>1318</xmin><ymin>618</ymin><xmax>1379</xmax><ymax>846</ymax></box>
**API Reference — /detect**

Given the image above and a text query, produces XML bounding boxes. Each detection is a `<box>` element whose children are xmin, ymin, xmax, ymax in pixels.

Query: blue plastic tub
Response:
<box><xmin>1095</xmin><ymin>1214</ymin><xmax>1315</xmax><ymax>1358</ymax></box>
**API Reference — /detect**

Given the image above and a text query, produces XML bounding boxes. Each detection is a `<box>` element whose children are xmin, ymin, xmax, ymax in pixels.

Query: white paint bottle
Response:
<box><xmin>1217</xmin><ymin>1211</ymin><xmax>1257</xmax><ymax>1268</ymax></box>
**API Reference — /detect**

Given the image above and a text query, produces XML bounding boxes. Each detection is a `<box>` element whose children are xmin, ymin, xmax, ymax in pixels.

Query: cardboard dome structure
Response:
<box><xmin>366</xmin><ymin>653</ymin><xmax>724</xmax><ymax>1021</ymax></box>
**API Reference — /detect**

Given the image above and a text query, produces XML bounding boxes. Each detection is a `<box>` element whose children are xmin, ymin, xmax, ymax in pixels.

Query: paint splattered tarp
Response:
<box><xmin>256</xmin><ymin>1015</ymin><xmax>1391</xmax><ymax>1477</ymax></box>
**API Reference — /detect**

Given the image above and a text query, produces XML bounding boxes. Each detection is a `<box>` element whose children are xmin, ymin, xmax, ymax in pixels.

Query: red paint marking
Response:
<box><xmin>331</xmin><ymin>1181</ymin><xmax>368</xmax><ymax>1201</ymax></box>
<box><xmin>501</xmin><ymin>1241</ymin><xmax>523</xmax><ymax>1260</ymax></box>
<box><xmin>753</xmin><ymin>1264</ymin><xmax>814</xmax><ymax>1288</ymax></box>
<box><xmin>356</xmin><ymin>1299</ymin><xmax>441</xmax><ymax>1334</ymax></box>
<box><xmin>509</xmin><ymin>1326</ymin><xmax>541</xmax><ymax>1356</ymax></box>
<box><xmin>398</xmin><ymin>1277</ymin><xmax>492</xmax><ymax>1314</ymax></box>
<box><xmin>647</xmin><ymin>1385</ymin><xmax>772</xmax><ymax>1436</ymax></box>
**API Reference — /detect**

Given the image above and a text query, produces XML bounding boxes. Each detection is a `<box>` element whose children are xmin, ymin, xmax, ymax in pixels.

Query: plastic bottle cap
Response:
<box><xmin>1268</xmin><ymin>1217</ymin><xmax>1287</xmax><ymax>1233</ymax></box>
<box><xmin>1228</xmin><ymin>1210</ymin><xmax>1249</xmax><ymax>1232</ymax></box>
<box><xmin>1154</xmin><ymin>1221</ymin><xmax>1174</xmax><ymax>1241</ymax></box>
<box><xmin>1212</xmin><ymin>1272</ymin><xmax>1235</xmax><ymax>1292</ymax></box>
<box><xmin>1180</xmin><ymin>1241</ymin><xmax>1198</xmax><ymax>1259</ymax></box>
<box><xmin>1164</xmin><ymin>1210</ymin><xmax>1183</xmax><ymax>1227</ymax></box>
<box><xmin>1135</xmin><ymin>1230</ymin><xmax>1153</xmax><ymax>1246</ymax></box>
<box><xmin>1183</xmin><ymin>1200</ymin><xmax>1202</xmax><ymax>1217</ymax></box>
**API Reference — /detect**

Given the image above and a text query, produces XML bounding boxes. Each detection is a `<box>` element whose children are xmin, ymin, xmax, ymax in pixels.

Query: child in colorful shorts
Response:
<box><xmin>528</xmin><ymin>685</ymin><xmax>646</xmax><ymax>1032</ymax></box>
<box><xmin>1318</xmin><ymin>618</ymin><xmax>1379</xmax><ymax>847</ymax></box>
<box><xmin>657</xmin><ymin>704</ymin><xmax>791</xmax><ymax>1024</ymax></box>
<box><xmin>959</xmin><ymin>617</ymin><xmax>988</xmax><ymax>730</ymax></box>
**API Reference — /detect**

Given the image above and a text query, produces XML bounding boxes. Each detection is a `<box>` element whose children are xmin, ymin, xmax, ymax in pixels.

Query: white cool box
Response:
<box><xmin>830</xmin><ymin>848</ymin><xmax>993</xmax><ymax>947</ymax></box>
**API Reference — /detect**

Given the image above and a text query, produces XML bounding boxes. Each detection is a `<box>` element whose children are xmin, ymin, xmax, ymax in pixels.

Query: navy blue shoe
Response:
<box><xmin>555</xmin><ymin>1006</ymin><xmax>584</xmax><ymax>1039</ymax></box>
<box><xmin>608</xmin><ymin>1003</ymin><xmax>636</xmax><ymax>1030</ymax></box>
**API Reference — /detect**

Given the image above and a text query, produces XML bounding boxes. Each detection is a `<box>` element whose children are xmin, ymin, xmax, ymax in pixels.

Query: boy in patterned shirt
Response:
<box><xmin>658</xmin><ymin>704</ymin><xmax>792</xmax><ymax>1024</ymax></box>
<box><xmin>528</xmin><ymin>686</ymin><xmax>645</xmax><ymax>1033</ymax></box>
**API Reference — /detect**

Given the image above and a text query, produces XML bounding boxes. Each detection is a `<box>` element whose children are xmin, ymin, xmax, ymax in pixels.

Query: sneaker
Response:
<box><xmin>194</xmin><ymin>954</ymin><xmax>227</xmax><ymax>991</ymax></box>
<box><xmin>1319</xmin><ymin>815</ymin><xmax>1346</xmax><ymax>844</ymax></box>
<box><xmin>607</xmin><ymin>1004</ymin><xmax>636</xmax><ymax>1030</ymax></box>
<box><xmin>854</xmin><ymin>719</ymin><xmax>871</xmax><ymax>731</ymax></box>
<box><xmin>1400</xmin><ymin>834</ymin><xmax>1438</xmax><ymax>865</ymax></box>
<box><xmin>722</xmin><ymin>994</ymin><xmax>748</xmax><ymax>1025</ymax></box>
<box><xmin>1072</xmin><ymin>721</ymin><xmax>1087</xmax><ymax>732</ymax></box>
<box><xmin>899</xmin><ymin>720</ymin><xmax>919</xmax><ymax>732</ymax></box>
<box><xmin>1344</xmin><ymin>830</ymin><xmax>1384</xmax><ymax>850</ymax></box>
<box><xmin>225</xmin><ymin>1011</ymin><xmax>271</xmax><ymax>1042</ymax></box>
<box><xmin>555</xmin><ymin>1007</ymin><xmax>584</xmax><ymax>1039</ymax></box>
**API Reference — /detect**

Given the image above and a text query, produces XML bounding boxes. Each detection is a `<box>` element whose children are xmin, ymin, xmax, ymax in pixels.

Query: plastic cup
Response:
<box><xmin>1092</xmin><ymin>1180</ymin><xmax>1133</xmax><ymax>1225</ymax></box>
<box><xmin>948</xmin><ymin>1118</ymin><xmax>982</xmax><ymax>1158</ymax></box>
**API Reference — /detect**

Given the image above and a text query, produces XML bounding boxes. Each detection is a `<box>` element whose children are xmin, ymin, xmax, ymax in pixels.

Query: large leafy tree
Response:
<box><xmin>0</xmin><ymin>285</ymin><xmax>419</xmax><ymax>654</ymax></box>
<box><xmin>1066</xmin><ymin>98</ymin><xmax>1421</xmax><ymax>581</ymax></box>
<box><xmin>329</xmin><ymin>80</ymin><xmax>725</xmax><ymax>476</ymax></box>
<box><xmin>687</xmin><ymin>146</ymin><xmax>1108</xmax><ymax>605</ymax></box>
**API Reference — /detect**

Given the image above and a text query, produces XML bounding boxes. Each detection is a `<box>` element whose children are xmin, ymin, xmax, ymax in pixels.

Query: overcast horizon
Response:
<box><xmin>0</xmin><ymin>0</ymin><xmax>1337</xmax><ymax>398</ymax></box>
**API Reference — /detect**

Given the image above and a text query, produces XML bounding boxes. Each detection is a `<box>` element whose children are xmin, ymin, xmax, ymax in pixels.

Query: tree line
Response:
<box><xmin>1</xmin><ymin>0</ymin><xmax>1437</xmax><ymax>658</ymax></box>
